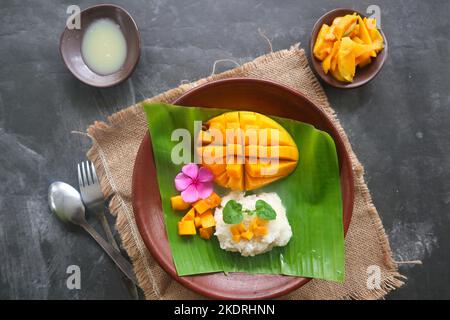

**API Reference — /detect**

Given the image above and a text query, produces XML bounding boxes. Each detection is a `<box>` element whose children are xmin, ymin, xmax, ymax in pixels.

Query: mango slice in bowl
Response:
<box><xmin>313</xmin><ymin>13</ymin><xmax>384</xmax><ymax>83</ymax></box>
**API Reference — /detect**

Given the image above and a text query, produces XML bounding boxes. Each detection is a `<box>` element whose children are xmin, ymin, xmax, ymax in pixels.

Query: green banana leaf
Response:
<box><xmin>143</xmin><ymin>102</ymin><xmax>344</xmax><ymax>282</ymax></box>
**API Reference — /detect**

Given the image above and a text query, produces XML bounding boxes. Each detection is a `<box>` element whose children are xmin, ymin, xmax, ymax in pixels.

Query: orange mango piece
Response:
<box><xmin>204</xmin><ymin>192</ymin><xmax>222</xmax><ymax>208</ymax></box>
<box><xmin>193</xmin><ymin>199</ymin><xmax>210</xmax><ymax>214</ymax></box>
<box><xmin>253</xmin><ymin>226</ymin><xmax>268</xmax><ymax>237</ymax></box>
<box><xmin>181</xmin><ymin>208</ymin><xmax>196</xmax><ymax>221</ymax></box>
<box><xmin>313</xmin><ymin>24</ymin><xmax>333</xmax><ymax>60</ymax></box>
<box><xmin>322</xmin><ymin>40</ymin><xmax>340</xmax><ymax>74</ymax></box>
<box><xmin>194</xmin><ymin>216</ymin><xmax>202</xmax><ymax>228</ymax></box>
<box><xmin>199</xmin><ymin>227</ymin><xmax>214</xmax><ymax>239</ymax></box>
<box><xmin>240</xmin><ymin>231</ymin><xmax>254</xmax><ymax>241</ymax></box>
<box><xmin>171</xmin><ymin>195</ymin><xmax>191</xmax><ymax>211</ymax></box>
<box><xmin>178</xmin><ymin>220</ymin><xmax>196</xmax><ymax>235</ymax></box>
<box><xmin>199</xmin><ymin>210</ymin><xmax>216</xmax><ymax>228</ymax></box>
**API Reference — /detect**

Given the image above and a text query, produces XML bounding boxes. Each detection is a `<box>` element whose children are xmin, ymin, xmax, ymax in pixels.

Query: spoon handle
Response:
<box><xmin>80</xmin><ymin>221</ymin><xmax>138</xmax><ymax>285</ymax></box>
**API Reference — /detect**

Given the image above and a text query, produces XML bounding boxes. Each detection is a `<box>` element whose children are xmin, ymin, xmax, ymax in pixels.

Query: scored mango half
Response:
<box><xmin>313</xmin><ymin>13</ymin><xmax>385</xmax><ymax>83</ymax></box>
<box><xmin>197</xmin><ymin>111</ymin><xmax>299</xmax><ymax>191</ymax></box>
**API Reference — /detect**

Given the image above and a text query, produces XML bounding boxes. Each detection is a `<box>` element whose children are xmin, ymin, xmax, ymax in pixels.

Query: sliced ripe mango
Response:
<box><xmin>226</xmin><ymin>175</ymin><xmax>245</xmax><ymax>191</ymax></box>
<box><xmin>338</xmin><ymin>15</ymin><xmax>358</xmax><ymax>38</ymax></box>
<box><xmin>226</xmin><ymin>144</ymin><xmax>244</xmax><ymax>158</ymax></box>
<box><xmin>239</xmin><ymin>111</ymin><xmax>257</xmax><ymax>127</ymax></box>
<box><xmin>214</xmin><ymin>171</ymin><xmax>229</xmax><ymax>188</ymax></box>
<box><xmin>323</xmin><ymin>40</ymin><xmax>340</xmax><ymax>74</ymax></box>
<box><xmin>254</xmin><ymin>217</ymin><xmax>269</xmax><ymax>226</ymax></box>
<box><xmin>232</xmin><ymin>234</ymin><xmax>241</xmax><ymax>242</ymax></box>
<box><xmin>230</xmin><ymin>222</ymin><xmax>246</xmax><ymax>235</ymax></box>
<box><xmin>351</xmin><ymin>36</ymin><xmax>364</xmax><ymax>44</ymax></box>
<box><xmin>365</xmin><ymin>17</ymin><xmax>377</xmax><ymax>30</ymax></box>
<box><xmin>330</xmin><ymin>39</ymin><xmax>341</xmax><ymax>71</ymax></box>
<box><xmin>370</xmin><ymin>28</ymin><xmax>384</xmax><ymax>52</ymax></box>
<box><xmin>199</xmin><ymin>210</ymin><xmax>216</xmax><ymax>228</ymax></box>
<box><xmin>171</xmin><ymin>195</ymin><xmax>191</xmax><ymax>210</ymax></box>
<box><xmin>200</xmin><ymin>111</ymin><xmax>299</xmax><ymax>191</ymax></box>
<box><xmin>197</xmin><ymin>130</ymin><xmax>213</xmax><ymax>145</ymax></box>
<box><xmin>225</xmin><ymin>112</ymin><xmax>239</xmax><ymax>123</ymax></box>
<box><xmin>245</xmin><ymin>145</ymin><xmax>299</xmax><ymax>161</ymax></box>
<box><xmin>240</xmin><ymin>231</ymin><xmax>254</xmax><ymax>241</ymax></box>
<box><xmin>313</xmin><ymin>24</ymin><xmax>333</xmax><ymax>60</ymax></box>
<box><xmin>330</xmin><ymin>66</ymin><xmax>347</xmax><ymax>82</ymax></box>
<box><xmin>194</xmin><ymin>216</ymin><xmax>202</xmax><ymax>228</ymax></box>
<box><xmin>348</xmin><ymin>24</ymin><xmax>360</xmax><ymax>38</ymax></box>
<box><xmin>193</xmin><ymin>199</ymin><xmax>210</xmax><ymax>214</ymax></box>
<box><xmin>314</xmin><ymin>13</ymin><xmax>384</xmax><ymax>83</ymax></box>
<box><xmin>356</xmin><ymin>52</ymin><xmax>372</xmax><ymax>68</ymax></box>
<box><xmin>338</xmin><ymin>37</ymin><xmax>356</xmax><ymax>82</ymax></box>
<box><xmin>181</xmin><ymin>208</ymin><xmax>196</xmax><ymax>221</ymax></box>
<box><xmin>201</xmin><ymin>163</ymin><xmax>226</xmax><ymax>176</ymax></box>
<box><xmin>244</xmin><ymin>174</ymin><xmax>283</xmax><ymax>191</ymax></box>
<box><xmin>253</xmin><ymin>226</ymin><xmax>268</xmax><ymax>237</ymax></box>
<box><xmin>199</xmin><ymin>227</ymin><xmax>214</xmax><ymax>239</ymax></box>
<box><xmin>178</xmin><ymin>220</ymin><xmax>196</xmax><ymax>235</ymax></box>
<box><xmin>226</xmin><ymin>163</ymin><xmax>243</xmax><ymax>178</ymax></box>
<box><xmin>204</xmin><ymin>192</ymin><xmax>222</xmax><ymax>208</ymax></box>
<box><xmin>207</xmin><ymin>114</ymin><xmax>226</xmax><ymax>127</ymax></box>
<box><xmin>357</xmin><ymin>16</ymin><xmax>372</xmax><ymax>45</ymax></box>
<box><xmin>245</xmin><ymin>160</ymin><xmax>297</xmax><ymax>178</ymax></box>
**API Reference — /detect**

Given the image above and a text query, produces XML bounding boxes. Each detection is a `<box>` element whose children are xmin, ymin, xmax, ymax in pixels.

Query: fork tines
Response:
<box><xmin>77</xmin><ymin>160</ymin><xmax>99</xmax><ymax>188</ymax></box>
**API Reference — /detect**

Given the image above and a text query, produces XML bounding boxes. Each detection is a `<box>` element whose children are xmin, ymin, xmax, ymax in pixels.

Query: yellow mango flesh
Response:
<box><xmin>181</xmin><ymin>208</ymin><xmax>196</xmax><ymax>221</ymax></box>
<box><xmin>178</xmin><ymin>220</ymin><xmax>196</xmax><ymax>235</ymax></box>
<box><xmin>199</xmin><ymin>210</ymin><xmax>216</xmax><ymax>228</ymax></box>
<box><xmin>199</xmin><ymin>227</ymin><xmax>214</xmax><ymax>239</ymax></box>
<box><xmin>313</xmin><ymin>13</ymin><xmax>384</xmax><ymax>82</ymax></box>
<box><xmin>199</xmin><ymin>111</ymin><xmax>298</xmax><ymax>191</ymax></box>
<box><xmin>313</xmin><ymin>24</ymin><xmax>333</xmax><ymax>60</ymax></box>
<box><xmin>323</xmin><ymin>40</ymin><xmax>340</xmax><ymax>74</ymax></box>
<box><xmin>338</xmin><ymin>37</ymin><xmax>356</xmax><ymax>82</ymax></box>
<box><xmin>170</xmin><ymin>195</ymin><xmax>190</xmax><ymax>210</ymax></box>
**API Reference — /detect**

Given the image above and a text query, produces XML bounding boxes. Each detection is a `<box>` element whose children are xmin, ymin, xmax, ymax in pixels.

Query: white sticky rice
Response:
<box><xmin>214</xmin><ymin>192</ymin><xmax>292</xmax><ymax>257</ymax></box>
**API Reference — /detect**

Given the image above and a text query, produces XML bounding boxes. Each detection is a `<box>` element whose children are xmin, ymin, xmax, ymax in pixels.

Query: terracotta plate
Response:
<box><xmin>132</xmin><ymin>78</ymin><xmax>354</xmax><ymax>299</ymax></box>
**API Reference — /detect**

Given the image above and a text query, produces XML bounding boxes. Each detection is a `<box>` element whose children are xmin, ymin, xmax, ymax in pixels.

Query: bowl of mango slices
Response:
<box><xmin>309</xmin><ymin>8</ymin><xmax>388</xmax><ymax>89</ymax></box>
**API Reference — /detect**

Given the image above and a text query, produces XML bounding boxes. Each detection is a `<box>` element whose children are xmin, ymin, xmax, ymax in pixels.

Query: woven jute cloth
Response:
<box><xmin>86</xmin><ymin>44</ymin><xmax>404</xmax><ymax>300</ymax></box>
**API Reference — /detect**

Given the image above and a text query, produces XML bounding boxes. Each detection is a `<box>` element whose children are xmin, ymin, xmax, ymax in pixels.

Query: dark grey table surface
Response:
<box><xmin>0</xmin><ymin>0</ymin><xmax>449</xmax><ymax>300</ymax></box>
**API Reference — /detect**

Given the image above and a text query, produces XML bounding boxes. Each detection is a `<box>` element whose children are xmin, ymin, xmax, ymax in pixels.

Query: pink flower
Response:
<box><xmin>175</xmin><ymin>163</ymin><xmax>214</xmax><ymax>203</ymax></box>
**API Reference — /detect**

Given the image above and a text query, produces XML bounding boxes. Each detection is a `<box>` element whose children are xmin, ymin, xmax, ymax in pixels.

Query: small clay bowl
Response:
<box><xmin>309</xmin><ymin>8</ymin><xmax>388</xmax><ymax>89</ymax></box>
<box><xmin>60</xmin><ymin>4</ymin><xmax>140</xmax><ymax>88</ymax></box>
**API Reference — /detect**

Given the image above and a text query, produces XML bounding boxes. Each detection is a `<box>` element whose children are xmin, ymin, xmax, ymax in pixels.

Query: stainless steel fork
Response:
<box><xmin>78</xmin><ymin>160</ymin><xmax>139</xmax><ymax>299</ymax></box>
<box><xmin>77</xmin><ymin>161</ymin><xmax>116</xmax><ymax>247</ymax></box>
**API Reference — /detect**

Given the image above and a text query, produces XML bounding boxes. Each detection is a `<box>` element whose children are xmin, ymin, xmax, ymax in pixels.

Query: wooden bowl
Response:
<box><xmin>309</xmin><ymin>8</ymin><xmax>388</xmax><ymax>89</ymax></box>
<box><xmin>59</xmin><ymin>4</ymin><xmax>140</xmax><ymax>88</ymax></box>
<box><xmin>132</xmin><ymin>78</ymin><xmax>354</xmax><ymax>299</ymax></box>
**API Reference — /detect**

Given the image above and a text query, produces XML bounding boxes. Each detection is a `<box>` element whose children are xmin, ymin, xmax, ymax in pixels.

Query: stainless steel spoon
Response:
<box><xmin>48</xmin><ymin>181</ymin><xmax>138</xmax><ymax>285</ymax></box>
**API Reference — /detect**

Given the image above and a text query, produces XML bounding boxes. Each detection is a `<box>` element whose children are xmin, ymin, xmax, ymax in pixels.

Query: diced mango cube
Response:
<box><xmin>178</xmin><ymin>220</ymin><xmax>196</xmax><ymax>235</ymax></box>
<box><xmin>255</xmin><ymin>217</ymin><xmax>269</xmax><ymax>226</ymax></box>
<box><xmin>194</xmin><ymin>216</ymin><xmax>202</xmax><ymax>228</ymax></box>
<box><xmin>204</xmin><ymin>192</ymin><xmax>222</xmax><ymax>208</ymax></box>
<box><xmin>232</xmin><ymin>234</ymin><xmax>241</xmax><ymax>243</ymax></box>
<box><xmin>240</xmin><ymin>231</ymin><xmax>254</xmax><ymax>241</ymax></box>
<box><xmin>253</xmin><ymin>226</ymin><xmax>268</xmax><ymax>237</ymax></box>
<box><xmin>230</xmin><ymin>222</ymin><xmax>246</xmax><ymax>236</ymax></box>
<box><xmin>171</xmin><ymin>195</ymin><xmax>190</xmax><ymax>211</ymax></box>
<box><xmin>199</xmin><ymin>210</ymin><xmax>216</xmax><ymax>228</ymax></box>
<box><xmin>249</xmin><ymin>219</ymin><xmax>259</xmax><ymax>232</ymax></box>
<box><xmin>181</xmin><ymin>208</ymin><xmax>196</xmax><ymax>221</ymax></box>
<box><xmin>199</xmin><ymin>227</ymin><xmax>214</xmax><ymax>240</ymax></box>
<box><xmin>193</xmin><ymin>199</ymin><xmax>210</xmax><ymax>214</ymax></box>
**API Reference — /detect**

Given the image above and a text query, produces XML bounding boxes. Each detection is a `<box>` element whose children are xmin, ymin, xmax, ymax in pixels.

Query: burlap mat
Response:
<box><xmin>86</xmin><ymin>44</ymin><xmax>404</xmax><ymax>300</ymax></box>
